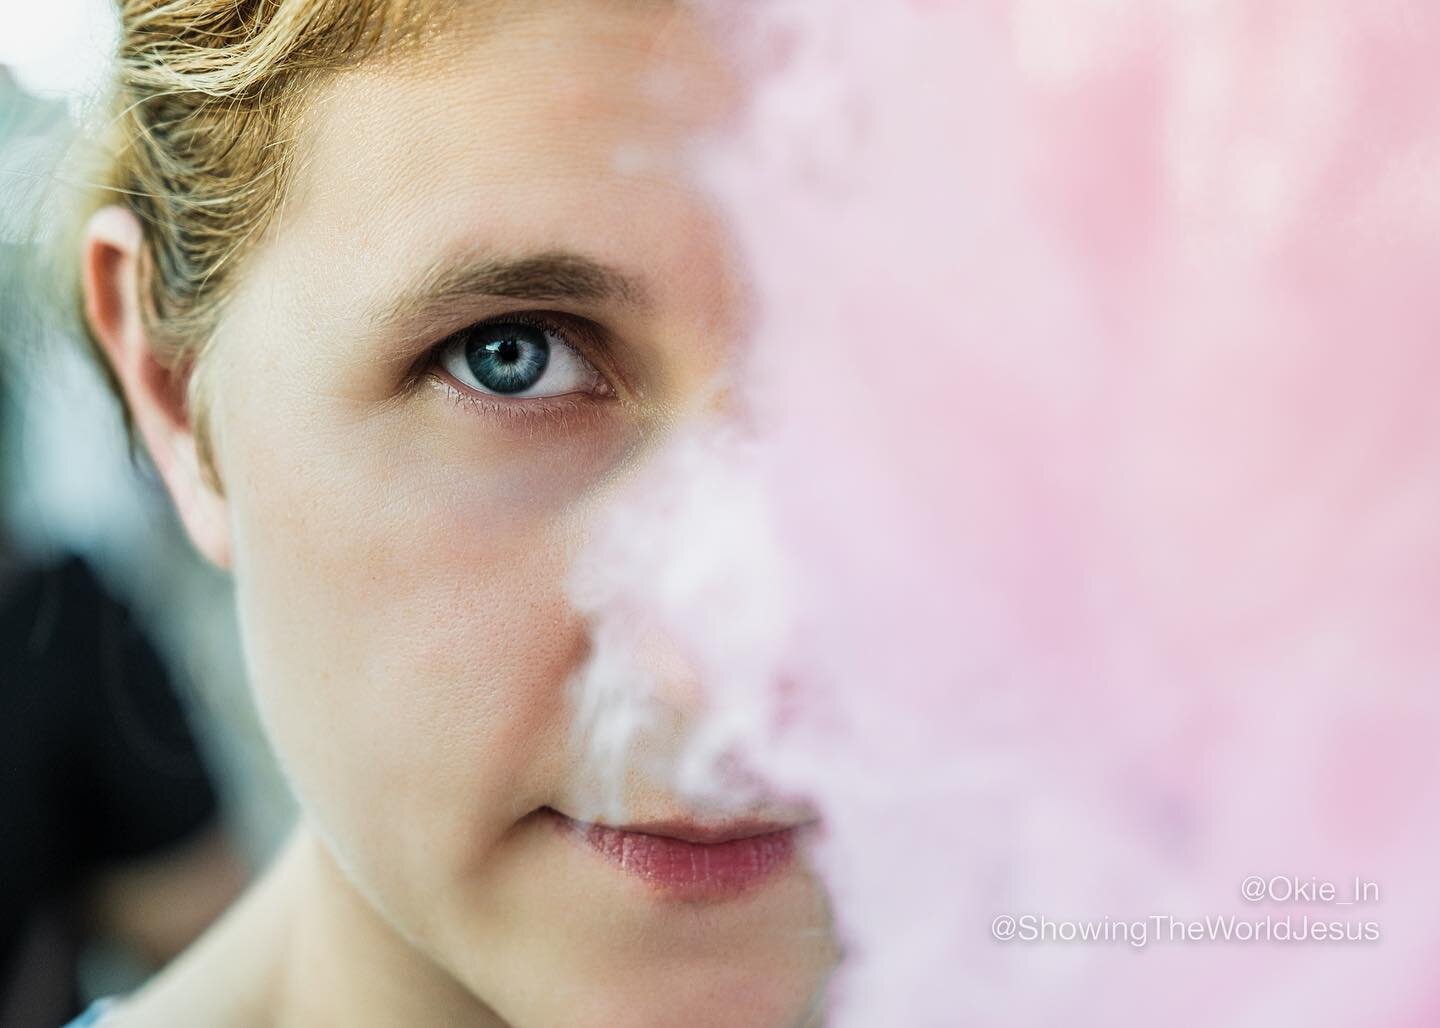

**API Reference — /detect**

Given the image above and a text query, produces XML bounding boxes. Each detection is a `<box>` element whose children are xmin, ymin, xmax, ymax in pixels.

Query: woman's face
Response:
<box><xmin>192</xmin><ymin>3</ymin><xmax>833</xmax><ymax>1025</ymax></box>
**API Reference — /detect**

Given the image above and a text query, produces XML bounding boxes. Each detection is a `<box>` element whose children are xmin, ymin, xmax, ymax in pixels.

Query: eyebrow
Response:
<box><xmin>374</xmin><ymin>251</ymin><xmax>652</xmax><ymax>327</ymax></box>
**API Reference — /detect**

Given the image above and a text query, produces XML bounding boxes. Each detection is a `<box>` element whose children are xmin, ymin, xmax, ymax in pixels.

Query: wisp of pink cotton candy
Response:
<box><xmin>566</xmin><ymin>1</ymin><xmax>1440</xmax><ymax>1024</ymax></box>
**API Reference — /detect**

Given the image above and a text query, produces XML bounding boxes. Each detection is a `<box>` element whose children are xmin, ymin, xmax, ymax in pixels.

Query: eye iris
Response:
<box><xmin>464</xmin><ymin>324</ymin><xmax>550</xmax><ymax>394</ymax></box>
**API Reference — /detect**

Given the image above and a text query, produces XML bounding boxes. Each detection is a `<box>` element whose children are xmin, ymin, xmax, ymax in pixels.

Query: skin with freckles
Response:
<box><xmin>81</xmin><ymin>3</ymin><xmax>837</xmax><ymax>1026</ymax></box>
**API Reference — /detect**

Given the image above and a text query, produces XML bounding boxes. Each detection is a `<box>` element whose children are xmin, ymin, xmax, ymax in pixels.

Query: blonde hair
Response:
<box><xmin>77</xmin><ymin>0</ymin><xmax>442</xmax><ymax>488</ymax></box>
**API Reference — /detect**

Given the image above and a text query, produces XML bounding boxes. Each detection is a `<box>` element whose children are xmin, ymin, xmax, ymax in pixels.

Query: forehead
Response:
<box><xmin>254</xmin><ymin>2</ymin><xmax>735</xmax><ymax>327</ymax></box>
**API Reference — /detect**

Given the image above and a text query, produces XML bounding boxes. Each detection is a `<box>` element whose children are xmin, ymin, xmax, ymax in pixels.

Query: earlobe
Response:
<box><xmin>82</xmin><ymin>205</ymin><xmax>233</xmax><ymax>571</ymax></box>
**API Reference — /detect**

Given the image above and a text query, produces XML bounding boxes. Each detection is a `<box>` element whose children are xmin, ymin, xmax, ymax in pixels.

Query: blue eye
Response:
<box><xmin>439</xmin><ymin>319</ymin><xmax>603</xmax><ymax>399</ymax></box>
<box><xmin>465</xmin><ymin>323</ymin><xmax>549</xmax><ymax>394</ymax></box>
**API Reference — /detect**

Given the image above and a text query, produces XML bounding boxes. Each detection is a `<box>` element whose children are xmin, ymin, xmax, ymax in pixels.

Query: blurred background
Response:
<box><xmin>1</xmin><ymin>4</ymin><xmax>292</xmax><ymax>1024</ymax></box>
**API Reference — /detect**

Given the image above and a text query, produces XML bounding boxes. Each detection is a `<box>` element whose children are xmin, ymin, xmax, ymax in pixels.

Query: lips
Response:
<box><xmin>541</xmin><ymin>807</ymin><xmax>805</xmax><ymax>899</ymax></box>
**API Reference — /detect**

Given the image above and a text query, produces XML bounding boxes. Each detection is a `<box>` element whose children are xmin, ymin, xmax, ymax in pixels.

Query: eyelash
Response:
<box><xmin>423</xmin><ymin>311</ymin><xmax>617</xmax><ymax>423</ymax></box>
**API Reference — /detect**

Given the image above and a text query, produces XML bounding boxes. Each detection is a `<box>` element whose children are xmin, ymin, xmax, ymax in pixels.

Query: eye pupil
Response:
<box><xmin>465</xmin><ymin>324</ymin><xmax>550</xmax><ymax>394</ymax></box>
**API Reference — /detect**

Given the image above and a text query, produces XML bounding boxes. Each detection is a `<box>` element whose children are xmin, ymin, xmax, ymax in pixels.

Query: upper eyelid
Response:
<box><xmin>444</xmin><ymin>311</ymin><xmax>595</xmax><ymax>360</ymax></box>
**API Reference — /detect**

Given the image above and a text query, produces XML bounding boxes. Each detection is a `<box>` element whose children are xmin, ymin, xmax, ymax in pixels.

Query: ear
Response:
<box><xmin>82</xmin><ymin>206</ymin><xmax>232</xmax><ymax>570</ymax></box>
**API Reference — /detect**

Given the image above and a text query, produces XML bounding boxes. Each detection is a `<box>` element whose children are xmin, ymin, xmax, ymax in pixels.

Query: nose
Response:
<box><xmin>631</xmin><ymin>616</ymin><xmax>708</xmax><ymax>717</ymax></box>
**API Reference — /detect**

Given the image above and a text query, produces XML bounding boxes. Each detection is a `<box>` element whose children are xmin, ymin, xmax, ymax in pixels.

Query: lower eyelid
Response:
<box><xmin>425</xmin><ymin>370</ymin><xmax>613</xmax><ymax>425</ymax></box>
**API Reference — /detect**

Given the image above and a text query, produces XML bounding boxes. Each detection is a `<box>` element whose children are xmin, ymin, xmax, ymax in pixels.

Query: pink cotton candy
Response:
<box><xmin>567</xmin><ymin>2</ymin><xmax>1440</xmax><ymax>1023</ymax></box>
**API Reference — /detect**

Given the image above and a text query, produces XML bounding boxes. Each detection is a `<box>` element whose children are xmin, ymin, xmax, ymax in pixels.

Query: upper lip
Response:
<box><xmin>546</xmin><ymin>807</ymin><xmax>812</xmax><ymax>845</ymax></box>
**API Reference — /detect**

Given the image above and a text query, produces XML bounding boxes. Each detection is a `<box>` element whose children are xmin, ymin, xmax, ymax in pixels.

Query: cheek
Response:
<box><xmin>219</xmin><ymin>387</ymin><xmax>621</xmax><ymax>895</ymax></box>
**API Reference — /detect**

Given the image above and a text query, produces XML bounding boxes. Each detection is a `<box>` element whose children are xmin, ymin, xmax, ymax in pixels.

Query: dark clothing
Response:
<box><xmin>0</xmin><ymin>555</ymin><xmax>218</xmax><ymax>1026</ymax></box>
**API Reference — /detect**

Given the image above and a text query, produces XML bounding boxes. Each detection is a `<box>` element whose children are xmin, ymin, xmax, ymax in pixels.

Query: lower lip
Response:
<box><xmin>544</xmin><ymin>809</ymin><xmax>799</xmax><ymax>899</ymax></box>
